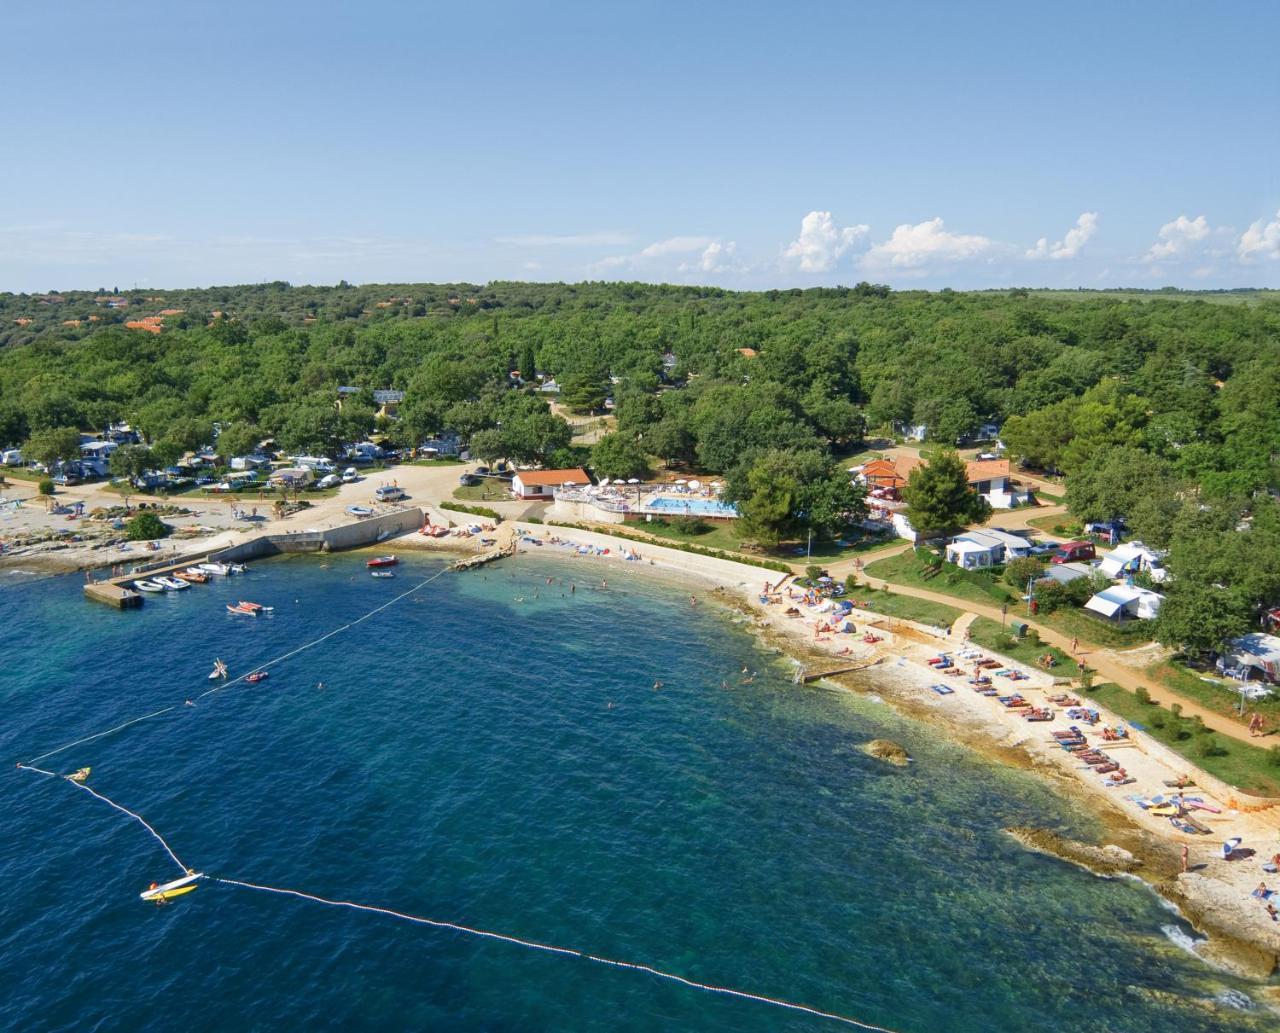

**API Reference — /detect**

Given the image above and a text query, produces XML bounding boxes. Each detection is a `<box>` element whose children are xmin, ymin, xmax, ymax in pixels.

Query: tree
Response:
<box><xmin>560</xmin><ymin>370</ymin><xmax>610</xmax><ymax>413</ymax></box>
<box><xmin>150</xmin><ymin>440</ymin><xmax>182</xmax><ymax>470</ymax></box>
<box><xmin>217</xmin><ymin>421</ymin><xmax>262</xmax><ymax>459</ymax></box>
<box><xmin>1004</xmin><ymin>556</ymin><xmax>1046</xmax><ymax>587</ymax></box>
<box><xmin>125</xmin><ymin>511</ymin><xmax>171</xmax><ymax>540</ymax></box>
<box><xmin>736</xmin><ymin>461</ymin><xmax>797</xmax><ymax>547</ymax></box>
<box><xmin>109</xmin><ymin>444</ymin><xmax>154</xmax><ymax>482</ymax></box>
<box><xmin>520</xmin><ymin>342</ymin><xmax>538</xmax><ymax>383</ymax></box>
<box><xmin>1064</xmin><ymin>446</ymin><xmax>1178</xmax><ymax>536</ymax></box>
<box><xmin>468</xmin><ymin>429</ymin><xmax>507</xmax><ymax>467</ymax></box>
<box><xmin>1154</xmin><ymin>582</ymin><xmax>1250</xmax><ymax>655</ymax></box>
<box><xmin>24</xmin><ymin>425</ymin><xmax>82</xmax><ymax>473</ymax></box>
<box><xmin>902</xmin><ymin>449</ymin><xmax>990</xmax><ymax>539</ymax></box>
<box><xmin>591</xmin><ymin>433</ymin><xmax>650</xmax><ymax>480</ymax></box>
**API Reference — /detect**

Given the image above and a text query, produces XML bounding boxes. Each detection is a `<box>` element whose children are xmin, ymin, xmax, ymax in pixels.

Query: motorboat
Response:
<box><xmin>236</xmin><ymin>600</ymin><xmax>273</xmax><ymax>612</ymax></box>
<box><xmin>133</xmin><ymin>580</ymin><xmax>165</xmax><ymax>593</ymax></box>
<box><xmin>228</xmin><ymin>563</ymin><xmax>247</xmax><ymax>574</ymax></box>
<box><xmin>155</xmin><ymin>576</ymin><xmax>190</xmax><ymax>591</ymax></box>
<box><xmin>226</xmin><ymin>603</ymin><xmax>258</xmax><ymax>615</ymax></box>
<box><xmin>208</xmin><ymin>659</ymin><xmax>228</xmax><ymax>680</ymax></box>
<box><xmin>371</xmin><ymin>571</ymin><xmax>395</xmax><ymax>578</ymax></box>
<box><xmin>245</xmin><ymin>671</ymin><xmax>269</xmax><ymax>683</ymax></box>
<box><xmin>140</xmin><ymin>872</ymin><xmax>202</xmax><ymax>903</ymax></box>
<box><xmin>346</xmin><ymin>505</ymin><xmax>374</xmax><ymax>518</ymax></box>
<box><xmin>366</xmin><ymin>555</ymin><xmax>397</xmax><ymax>568</ymax></box>
<box><xmin>175</xmin><ymin>569</ymin><xmax>208</xmax><ymax>584</ymax></box>
<box><xmin>199</xmin><ymin>562</ymin><xmax>231</xmax><ymax>575</ymax></box>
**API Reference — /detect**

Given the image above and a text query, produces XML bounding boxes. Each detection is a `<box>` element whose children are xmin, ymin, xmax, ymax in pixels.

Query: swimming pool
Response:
<box><xmin>646</xmin><ymin>496</ymin><xmax>739</xmax><ymax>518</ymax></box>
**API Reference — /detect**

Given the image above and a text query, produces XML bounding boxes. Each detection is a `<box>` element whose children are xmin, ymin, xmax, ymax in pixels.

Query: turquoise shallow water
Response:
<box><xmin>0</xmin><ymin>554</ymin><xmax>1267</xmax><ymax>1031</ymax></box>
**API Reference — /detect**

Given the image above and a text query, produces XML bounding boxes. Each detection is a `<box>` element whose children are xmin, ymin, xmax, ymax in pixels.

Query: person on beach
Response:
<box><xmin>1070</xmin><ymin>637</ymin><xmax>1078</xmax><ymax>653</ymax></box>
<box><xmin>1181</xmin><ymin>845</ymin><xmax>1189</xmax><ymax>872</ymax></box>
<box><xmin>1249</xmin><ymin>711</ymin><xmax>1265</xmax><ymax>737</ymax></box>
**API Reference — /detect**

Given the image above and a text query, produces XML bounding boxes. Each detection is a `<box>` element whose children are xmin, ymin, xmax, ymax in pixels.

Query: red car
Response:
<box><xmin>1051</xmin><ymin>541</ymin><xmax>1096</xmax><ymax>564</ymax></box>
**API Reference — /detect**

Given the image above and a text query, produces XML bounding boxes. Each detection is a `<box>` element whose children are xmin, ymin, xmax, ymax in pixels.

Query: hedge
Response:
<box><xmin>548</xmin><ymin>521</ymin><xmax>792</xmax><ymax>573</ymax></box>
<box><xmin>439</xmin><ymin>501</ymin><xmax>503</xmax><ymax>522</ymax></box>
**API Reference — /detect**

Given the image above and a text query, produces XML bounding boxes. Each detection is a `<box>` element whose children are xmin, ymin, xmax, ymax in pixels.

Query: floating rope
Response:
<box><xmin>213</xmin><ymin>876</ymin><xmax>898</xmax><ymax>1031</ymax></box>
<box><xmin>14</xmin><ymin>766</ymin><xmax>902</xmax><ymax>1032</ymax></box>
<box><xmin>18</xmin><ymin>764</ymin><xmax>191</xmax><ymax>874</ymax></box>
<box><xmin>22</xmin><ymin>563</ymin><xmax>454</xmax><ymax>766</ymax></box>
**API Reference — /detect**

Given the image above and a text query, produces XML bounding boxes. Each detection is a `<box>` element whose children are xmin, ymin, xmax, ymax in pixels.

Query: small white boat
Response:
<box><xmin>199</xmin><ymin>562</ymin><xmax>230</xmax><ymax>576</ymax></box>
<box><xmin>133</xmin><ymin>580</ymin><xmax>165</xmax><ymax>593</ymax></box>
<box><xmin>140</xmin><ymin>872</ymin><xmax>202</xmax><ymax>902</ymax></box>
<box><xmin>208</xmin><ymin>659</ymin><xmax>228</xmax><ymax>680</ymax></box>
<box><xmin>371</xmin><ymin>571</ymin><xmax>396</xmax><ymax>578</ymax></box>
<box><xmin>155</xmin><ymin>576</ymin><xmax>190</xmax><ymax>591</ymax></box>
<box><xmin>229</xmin><ymin>564</ymin><xmax>247</xmax><ymax>574</ymax></box>
<box><xmin>346</xmin><ymin>505</ymin><xmax>374</xmax><ymax>518</ymax></box>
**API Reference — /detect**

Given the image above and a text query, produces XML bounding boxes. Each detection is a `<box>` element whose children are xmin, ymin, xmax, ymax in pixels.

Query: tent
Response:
<box><xmin>1084</xmin><ymin>585</ymin><xmax>1164</xmax><ymax>621</ymax></box>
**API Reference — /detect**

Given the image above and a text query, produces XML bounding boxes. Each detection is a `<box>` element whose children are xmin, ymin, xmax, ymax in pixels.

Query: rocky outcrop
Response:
<box><xmin>863</xmin><ymin>739</ymin><xmax>910</xmax><ymax>766</ymax></box>
<box><xmin>1004</xmin><ymin>826</ymin><xmax>1141</xmax><ymax>876</ymax></box>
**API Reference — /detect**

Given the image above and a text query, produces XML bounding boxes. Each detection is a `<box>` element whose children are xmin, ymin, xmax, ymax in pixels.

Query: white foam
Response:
<box><xmin>1160</xmin><ymin>923</ymin><xmax>1205</xmax><ymax>957</ymax></box>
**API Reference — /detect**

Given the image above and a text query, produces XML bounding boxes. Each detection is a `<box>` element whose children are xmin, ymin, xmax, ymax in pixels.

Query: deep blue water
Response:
<box><xmin>0</xmin><ymin>554</ymin><xmax>1267</xmax><ymax>1031</ymax></box>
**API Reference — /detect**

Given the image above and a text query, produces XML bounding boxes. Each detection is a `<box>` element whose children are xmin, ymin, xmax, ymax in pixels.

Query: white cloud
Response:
<box><xmin>1026</xmin><ymin>212</ymin><xmax>1098</xmax><ymax>260</ymax></box>
<box><xmin>678</xmin><ymin>240</ymin><xmax>738</xmax><ymax>274</ymax></box>
<box><xmin>1238</xmin><ymin>209</ymin><xmax>1280</xmax><ymax>262</ymax></box>
<box><xmin>496</xmin><ymin>231</ymin><xmax>633</xmax><ymax>247</ymax></box>
<box><xmin>639</xmin><ymin>235</ymin><xmax>714</xmax><ymax>258</ymax></box>
<box><xmin>783</xmin><ymin>211</ymin><xmax>869</xmax><ymax>272</ymax></box>
<box><xmin>1144</xmin><ymin>214</ymin><xmax>1210</xmax><ymax>262</ymax></box>
<box><xmin>860</xmin><ymin>217</ymin><xmax>995</xmax><ymax>270</ymax></box>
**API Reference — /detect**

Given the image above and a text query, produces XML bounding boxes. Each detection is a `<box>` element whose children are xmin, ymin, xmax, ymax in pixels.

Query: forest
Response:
<box><xmin>2</xmin><ymin>280</ymin><xmax>1278</xmax><ymax>651</ymax></box>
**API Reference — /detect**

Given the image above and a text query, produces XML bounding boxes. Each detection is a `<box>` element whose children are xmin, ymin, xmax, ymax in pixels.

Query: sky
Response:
<box><xmin>1</xmin><ymin>0</ymin><xmax>1278</xmax><ymax>292</ymax></box>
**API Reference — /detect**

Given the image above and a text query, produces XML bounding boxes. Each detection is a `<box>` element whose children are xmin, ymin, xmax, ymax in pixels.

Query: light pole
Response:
<box><xmin>807</xmin><ymin>527</ymin><xmax>812</xmax><ymax>561</ymax></box>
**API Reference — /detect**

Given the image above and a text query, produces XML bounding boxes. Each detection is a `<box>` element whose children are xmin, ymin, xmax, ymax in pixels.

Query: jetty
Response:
<box><xmin>452</xmin><ymin>542</ymin><xmax>516</xmax><ymax>571</ymax></box>
<box><xmin>83</xmin><ymin>507</ymin><xmax>426</xmax><ymax>609</ymax></box>
<box><xmin>796</xmin><ymin>652</ymin><xmax>885</xmax><ymax>684</ymax></box>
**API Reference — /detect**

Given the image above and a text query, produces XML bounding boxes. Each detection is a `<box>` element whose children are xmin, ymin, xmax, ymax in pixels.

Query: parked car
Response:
<box><xmin>316</xmin><ymin>473</ymin><xmax>342</xmax><ymax>489</ymax></box>
<box><xmin>342</xmin><ymin>467</ymin><xmax>359</xmax><ymax>482</ymax></box>
<box><xmin>1051</xmin><ymin>541</ymin><xmax>1096</xmax><ymax>564</ymax></box>
<box><xmin>374</xmin><ymin>485</ymin><xmax>406</xmax><ymax>502</ymax></box>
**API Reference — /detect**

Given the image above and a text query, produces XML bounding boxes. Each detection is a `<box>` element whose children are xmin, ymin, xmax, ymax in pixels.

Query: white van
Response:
<box><xmin>373</xmin><ymin>485</ymin><xmax>406</xmax><ymax>502</ymax></box>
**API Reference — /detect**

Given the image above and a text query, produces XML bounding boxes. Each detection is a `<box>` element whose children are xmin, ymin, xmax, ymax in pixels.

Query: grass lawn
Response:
<box><xmin>1</xmin><ymin>466</ymin><xmax>43</xmax><ymax>482</ymax></box>
<box><xmin>864</xmin><ymin>549</ymin><xmax>1018</xmax><ymax>609</ymax></box>
<box><xmin>854</xmin><ymin>587</ymin><xmax>964</xmax><ymax>630</ymax></box>
<box><xmin>408</xmin><ymin>456</ymin><xmax>463</xmax><ymax>466</ymax></box>
<box><xmin>453</xmin><ymin>482</ymin><xmax>513</xmax><ymax>502</ymax></box>
<box><xmin>1143</xmin><ymin>660</ymin><xmax>1280</xmax><ymax>726</ymax></box>
<box><xmin>625</xmin><ymin>518</ymin><xmax>746</xmax><ymax>554</ymax></box>
<box><xmin>966</xmin><ymin>617</ymin><xmax>1073</xmax><ymax>671</ymax></box>
<box><xmin>1026</xmin><ymin>513</ymin><xmax>1081</xmax><ymax>535</ymax></box>
<box><xmin>1087</xmin><ymin>683</ymin><xmax>1280</xmax><ymax>795</ymax></box>
<box><xmin>1039</xmin><ymin>607</ymin><xmax>1155</xmax><ymax>649</ymax></box>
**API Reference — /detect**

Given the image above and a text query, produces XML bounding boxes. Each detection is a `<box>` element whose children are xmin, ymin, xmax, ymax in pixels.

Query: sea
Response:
<box><xmin>0</xmin><ymin>552</ymin><xmax>1270</xmax><ymax>1032</ymax></box>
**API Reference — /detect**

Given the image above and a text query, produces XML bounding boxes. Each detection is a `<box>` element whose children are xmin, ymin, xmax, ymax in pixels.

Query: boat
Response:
<box><xmin>371</xmin><ymin>571</ymin><xmax>396</xmax><ymax>578</ymax></box>
<box><xmin>140</xmin><ymin>872</ymin><xmax>202</xmax><ymax>902</ymax></box>
<box><xmin>346</xmin><ymin>505</ymin><xmax>374</xmax><ymax>518</ymax></box>
<box><xmin>246</xmin><ymin>671</ymin><xmax>268</xmax><ymax>683</ymax></box>
<box><xmin>236</xmin><ymin>600</ymin><xmax>273</xmax><ymax>612</ymax></box>
<box><xmin>199</xmin><ymin>562</ymin><xmax>231</xmax><ymax>575</ymax></box>
<box><xmin>366</xmin><ymin>555</ymin><xmax>398</xmax><ymax>568</ymax></box>
<box><xmin>155</xmin><ymin>576</ymin><xmax>190</xmax><ymax>591</ymax></box>
<box><xmin>175</xmin><ymin>570</ymin><xmax>208</xmax><ymax>584</ymax></box>
<box><xmin>226</xmin><ymin>603</ymin><xmax>258</xmax><ymax>615</ymax></box>
<box><xmin>67</xmin><ymin>767</ymin><xmax>91</xmax><ymax>783</ymax></box>
<box><xmin>133</xmin><ymin>580</ymin><xmax>165</xmax><ymax>593</ymax></box>
<box><xmin>229</xmin><ymin>563</ymin><xmax>247</xmax><ymax>574</ymax></box>
<box><xmin>208</xmin><ymin>659</ymin><xmax>228</xmax><ymax>680</ymax></box>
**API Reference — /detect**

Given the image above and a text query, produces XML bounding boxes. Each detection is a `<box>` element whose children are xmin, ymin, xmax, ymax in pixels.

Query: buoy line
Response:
<box><xmin>16</xmin><ymin>765</ymin><xmax>901</xmax><ymax>1031</ymax></box>
<box><xmin>13</xmin><ymin>555</ymin><xmax>906</xmax><ymax>1032</ymax></box>
<box><xmin>23</xmin><ymin>564</ymin><xmax>455</xmax><ymax>766</ymax></box>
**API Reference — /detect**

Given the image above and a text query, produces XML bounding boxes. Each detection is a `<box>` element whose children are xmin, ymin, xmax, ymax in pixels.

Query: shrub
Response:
<box><xmin>1135</xmin><ymin>685</ymin><xmax>1151</xmax><ymax>705</ymax></box>
<box><xmin>672</xmin><ymin>516</ymin><xmax>712</xmax><ymax>536</ymax></box>
<box><xmin>1080</xmin><ymin>667</ymin><xmax>1095</xmax><ymax>690</ymax></box>
<box><xmin>440</xmin><ymin>501</ymin><xmax>502</xmax><ymax>522</ymax></box>
<box><xmin>844</xmin><ymin>572</ymin><xmax>858</xmax><ymax>594</ymax></box>
<box><xmin>1004</xmin><ymin>556</ymin><xmax>1046</xmax><ymax>588</ymax></box>
<box><xmin>125</xmin><ymin>512</ymin><xmax>170</xmax><ymax>540</ymax></box>
<box><xmin>1268</xmin><ymin>746</ymin><xmax>1280</xmax><ymax>769</ymax></box>
<box><xmin>38</xmin><ymin>477</ymin><xmax>55</xmax><ymax>496</ymax></box>
<box><xmin>805</xmin><ymin>564</ymin><xmax>826</xmax><ymax>583</ymax></box>
<box><xmin>1148</xmin><ymin>710</ymin><xmax>1166</xmax><ymax>728</ymax></box>
<box><xmin>1170</xmin><ymin>703</ymin><xmax>1183</xmax><ymax>719</ymax></box>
